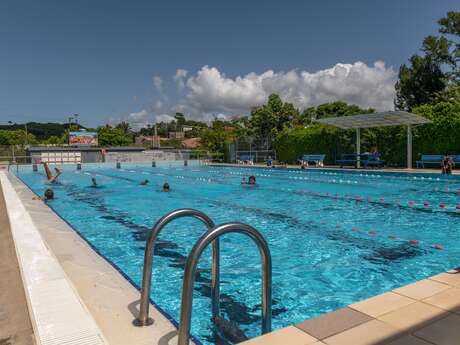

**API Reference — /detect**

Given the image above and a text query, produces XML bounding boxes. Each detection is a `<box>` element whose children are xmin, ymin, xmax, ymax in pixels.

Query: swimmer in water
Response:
<box><xmin>140</xmin><ymin>179</ymin><xmax>149</xmax><ymax>185</ymax></box>
<box><xmin>241</xmin><ymin>177</ymin><xmax>247</xmax><ymax>184</ymax></box>
<box><xmin>43</xmin><ymin>162</ymin><xmax>61</xmax><ymax>183</ymax></box>
<box><xmin>163</xmin><ymin>182</ymin><xmax>170</xmax><ymax>192</ymax></box>
<box><xmin>91</xmin><ymin>177</ymin><xmax>97</xmax><ymax>187</ymax></box>
<box><xmin>33</xmin><ymin>188</ymin><xmax>54</xmax><ymax>201</ymax></box>
<box><xmin>248</xmin><ymin>175</ymin><xmax>256</xmax><ymax>185</ymax></box>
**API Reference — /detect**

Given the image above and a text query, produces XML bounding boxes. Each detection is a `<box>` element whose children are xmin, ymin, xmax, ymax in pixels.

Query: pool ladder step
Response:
<box><xmin>133</xmin><ymin>208</ymin><xmax>272</xmax><ymax>345</ymax></box>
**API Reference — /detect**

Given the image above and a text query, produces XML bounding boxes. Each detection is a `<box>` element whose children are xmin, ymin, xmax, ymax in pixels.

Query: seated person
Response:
<box><xmin>442</xmin><ymin>155</ymin><xmax>454</xmax><ymax>174</ymax></box>
<box><xmin>301</xmin><ymin>160</ymin><xmax>309</xmax><ymax>169</ymax></box>
<box><xmin>140</xmin><ymin>179</ymin><xmax>149</xmax><ymax>185</ymax></box>
<box><xmin>43</xmin><ymin>162</ymin><xmax>61</xmax><ymax>183</ymax></box>
<box><xmin>370</xmin><ymin>147</ymin><xmax>380</xmax><ymax>160</ymax></box>
<box><xmin>266</xmin><ymin>156</ymin><xmax>273</xmax><ymax>167</ymax></box>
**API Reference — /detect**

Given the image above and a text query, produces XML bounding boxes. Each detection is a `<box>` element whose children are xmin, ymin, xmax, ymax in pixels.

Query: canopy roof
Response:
<box><xmin>315</xmin><ymin>111</ymin><xmax>431</xmax><ymax>129</ymax></box>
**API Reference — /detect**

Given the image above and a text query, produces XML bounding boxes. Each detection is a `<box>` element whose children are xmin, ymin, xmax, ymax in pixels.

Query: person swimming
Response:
<box><xmin>248</xmin><ymin>175</ymin><xmax>256</xmax><ymax>185</ymax></box>
<box><xmin>44</xmin><ymin>188</ymin><xmax>54</xmax><ymax>200</ymax></box>
<box><xmin>91</xmin><ymin>177</ymin><xmax>98</xmax><ymax>187</ymax></box>
<box><xmin>140</xmin><ymin>179</ymin><xmax>149</xmax><ymax>185</ymax></box>
<box><xmin>163</xmin><ymin>182</ymin><xmax>170</xmax><ymax>192</ymax></box>
<box><xmin>33</xmin><ymin>188</ymin><xmax>54</xmax><ymax>201</ymax></box>
<box><xmin>43</xmin><ymin>162</ymin><xmax>61</xmax><ymax>183</ymax></box>
<box><xmin>241</xmin><ymin>177</ymin><xmax>247</xmax><ymax>184</ymax></box>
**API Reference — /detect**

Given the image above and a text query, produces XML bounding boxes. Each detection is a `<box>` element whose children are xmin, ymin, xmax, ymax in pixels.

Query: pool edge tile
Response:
<box><xmin>295</xmin><ymin>307</ymin><xmax>372</xmax><ymax>340</ymax></box>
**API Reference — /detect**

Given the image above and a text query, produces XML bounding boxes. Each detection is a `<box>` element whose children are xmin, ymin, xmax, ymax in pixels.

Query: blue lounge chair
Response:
<box><xmin>299</xmin><ymin>154</ymin><xmax>325</xmax><ymax>167</ymax></box>
<box><xmin>336</xmin><ymin>154</ymin><xmax>358</xmax><ymax>168</ymax></box>
<box><xmin>451</xmin><ymin>155</ymin><xmax>460</xmax><ymax>165</ymax></box>
<box><xmin>361</xmin><ymin>154</ymin><xmax>385</xmax><ymax>169</ymax></box>
<box><xmin>237</xmin><ymin>155</ymin><xmax>255</xmax><ymax>165</ymax></box>
<box><xmin>416</xmin><ymin>155</ymin><xmax>443</xmax><ymax>168</ymax></box>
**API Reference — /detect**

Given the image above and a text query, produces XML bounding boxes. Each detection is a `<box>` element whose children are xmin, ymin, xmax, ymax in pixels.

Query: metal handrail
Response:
<box><xmin>133</xmin><ymin>208</ymin><xmax>219</xmax><ymax>326</ymax></box>
<box><xmin>177</xmin><ymin>222</ymin><xmax>272</xmax><ymax>345</ymax></box>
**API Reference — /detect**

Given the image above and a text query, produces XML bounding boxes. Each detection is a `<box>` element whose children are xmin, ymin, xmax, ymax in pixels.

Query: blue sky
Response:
<box><xmin>1</xmin><ymin>0</ymin><xmax>459</xmax><ymax>127</ymax></box>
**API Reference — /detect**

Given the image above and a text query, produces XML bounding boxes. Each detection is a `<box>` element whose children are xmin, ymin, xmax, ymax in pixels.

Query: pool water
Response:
<box><xmin>16</xmin><ymin>163</ymin><xmax>460</xmax><ymax>344</ymax></box>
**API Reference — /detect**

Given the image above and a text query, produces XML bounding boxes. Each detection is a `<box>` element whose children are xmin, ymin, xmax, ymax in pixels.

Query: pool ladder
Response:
<box><xmin>133</xmin><ymin>208</ymin><xmax>272</xmax><ymax>345</ymax></box>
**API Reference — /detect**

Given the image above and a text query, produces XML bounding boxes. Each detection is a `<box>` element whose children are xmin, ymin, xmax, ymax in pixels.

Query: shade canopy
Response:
<box><xmin>315</xmin><ymin>111</ymin><xmax>431</xmax><ymax>129</ymax></box>
<box><xmin>314</xmin><ymin>110</ymin><xmax>432</xmax><ymax>169</ymax></box>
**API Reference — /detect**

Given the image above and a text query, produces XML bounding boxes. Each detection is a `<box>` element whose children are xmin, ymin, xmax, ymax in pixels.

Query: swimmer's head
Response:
<box><xmin>163</xmin><ymin>182</ymin><xmax>170</xmax><ymax>192</ymax></box>
<box><xmin>248</xmin><ymin>176</ymin><xmax>256</xmax><ymax>184</ymax></box>
<box><xmin>44</xmin><ymin>188</ymin><xmax>54</xmax><ymax>200</ymax></box>
<box><xmin>140</xmin><ymin>179</ymin><xmax>149</xmax><ymax>185</ymax></box>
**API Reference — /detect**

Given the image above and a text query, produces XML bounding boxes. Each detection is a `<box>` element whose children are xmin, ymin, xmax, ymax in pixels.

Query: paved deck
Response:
<box><xmin>0</xmin><ymin>184</ymin><xmax>35</xmax><ymax>345</ymax></box>
<box><xmin>241</xmin><ymin>270</ymin><xmax>460</xmax><ymax>345</ymax></box>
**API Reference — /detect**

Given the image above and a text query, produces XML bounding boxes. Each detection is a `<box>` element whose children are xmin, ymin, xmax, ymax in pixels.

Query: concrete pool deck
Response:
<box><xmin>0</xmin><ymin>183</ymin><xmax>35</xmax><ymax>345</ymax></box>
<box><xmin>241</xmin><ymin>270</ymin><xmax>460</xmax><ymax>345</ymax></box>
<box><xmin>1</xmin><ymin>171</ymin><xmax>190</xmax><ymax>345</ymax></box>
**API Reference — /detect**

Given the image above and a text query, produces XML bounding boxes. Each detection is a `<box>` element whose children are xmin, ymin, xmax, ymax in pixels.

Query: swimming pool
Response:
<box><xmin>15</xmin><ymin>163</ymin><xmax>460</xmax><ymax>344</ymax></box>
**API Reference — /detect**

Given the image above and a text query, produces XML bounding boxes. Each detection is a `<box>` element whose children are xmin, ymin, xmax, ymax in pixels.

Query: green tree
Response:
<box><xmin>200</xmin><ymin>119</ymin><xmax>236</xmax><ymax>159</ymax></box>
<box><xmin>174</xmin><ymin>113</ymin><xmax>186</xmax><ymax>127</ymax></box>
<box><xmin>97</xmin><ymin>126</ymin><xmax>133</xmax><ymax>146</ymax></box>
<box><xmin>300</xmin><ymin>101</ymin><xmax>374</xmax><ymax>124</ymax></box>
<box><xmin>250</xmin><ymin>94</ymin><xmax>299</xmax><ymax>146</ymax></box>
<box><xmin>115</xmin><ymin>121</ymin><xmax>132</xmax><ymax>134</ymax></box>
<box><xmin>0</xmin><ymin>130</ymin><xmax>36</xmax><ymax>145</ymax></box>
<box><xmin>395</xmin><ymin>11</ymin><xmax>460</xmax><ymax>110</ymax></box>
<box><xmin>413</xmin><ymin>101</ymin><xmax>460</xmax><ymax>156</ymax></box>
<box><xmin>395</xmin><ymin>54</ymin><xmax>447</xmax><ymax>110</ymax></box>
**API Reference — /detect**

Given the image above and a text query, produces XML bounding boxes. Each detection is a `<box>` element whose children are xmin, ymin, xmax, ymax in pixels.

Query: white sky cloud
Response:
<box><xmin>126</xmin><ymin>109</ymin><xmax>175</xmax><ymax>128</ymax></box>
<box><xmin>155</xmin><ymin>114</ymin><xmax>175</xmax><ymax>123</ymax></box>
<box><xmin>173</xmin><ymin>69</ymin><xmax>188</xmax><ymax>90</ymax></box>
<box><xmin>175</xmin><ymin>61</ymin><xmax>396</xmax><ymax>118</ymax></box>
<box><xmin>126</xmin><ymin>61</ymin><xmax>397</xmax><ymax>126</ymax></box>
<box><xmin>153</xmin><ymin>75</ymin><xmax>163</xmax><ymax>92</ymax></box>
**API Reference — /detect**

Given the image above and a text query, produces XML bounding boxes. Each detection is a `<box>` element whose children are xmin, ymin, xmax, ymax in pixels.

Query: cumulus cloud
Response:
<box><xmin>176</xmin><ymin>61</ymin><xmax>396</xmax><ymax>118</ymax></box>
<box><xmin>125</xmin><ymin>61</ymin><xmax>397</xmax><ymax>126</ymax></box>
<box><xmin>173</xmin><ymin>69</ymin><xmax>188</xmax><ymax>90</ymax></box>
<box><xmin>126</xmin><ymin>109</ymin><xmax>175</xmax><ymax>129</ymax></box>
<box><xmin>126</xmin><ymin>109</ymin><xmax>150</xmax><ymax>129</ymax></box>
<box><xmin>153</xmin><ymin>76</ymin><xmax>163</xmax><ymax>92</ymax></box>
<box><xmin>155</xmin><ymin>114</ymin><xmax>175</xmax><ymax>123</ymax></box>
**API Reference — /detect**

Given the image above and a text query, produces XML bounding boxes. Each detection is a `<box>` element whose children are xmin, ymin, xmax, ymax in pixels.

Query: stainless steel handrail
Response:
<box><xmin>133</xmin><ymin>208</ymin><xmax>219</xmax><ymax>326</ymax></box>
<box><xmin>177</xmin><ymin>222</ymin><xmax>272</xmax><ymax>345</ymax></box>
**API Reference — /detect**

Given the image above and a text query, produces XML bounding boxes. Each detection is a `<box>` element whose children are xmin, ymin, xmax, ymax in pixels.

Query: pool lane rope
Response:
<box><xmin>348</xmin><ymin>226</ymin><xmax>444</xmax><ymax>250</ymax></box>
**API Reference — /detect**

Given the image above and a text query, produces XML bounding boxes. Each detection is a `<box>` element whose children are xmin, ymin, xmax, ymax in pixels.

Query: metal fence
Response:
<box><xmin>235</xmin><ymin>150</ymin><xmax>276</xmax><ymax>164</ymax></box>
<box><xmin>0</xmin><ymin>145</ymin><xmax>223</xmax><ymax>166</ymax></box>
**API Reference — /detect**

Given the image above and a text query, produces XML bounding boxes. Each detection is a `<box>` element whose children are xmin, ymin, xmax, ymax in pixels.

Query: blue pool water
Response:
<box><xmin>16</xmin><ymin>163</ymin><xmax>460</xmax><ymax>344</ymax></box>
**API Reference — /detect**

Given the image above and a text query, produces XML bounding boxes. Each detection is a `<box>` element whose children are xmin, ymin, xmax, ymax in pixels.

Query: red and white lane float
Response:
<box><xmin>347</xmin><ymin>226</ymin><xmax>444</xmax><ymax>250</ymax></box>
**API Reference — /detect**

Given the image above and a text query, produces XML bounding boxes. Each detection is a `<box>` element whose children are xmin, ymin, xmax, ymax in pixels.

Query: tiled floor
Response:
<box><xmin>241</xmin><ymin>269</ymin><xmax>460</xmax><ymax>345</ymax></box>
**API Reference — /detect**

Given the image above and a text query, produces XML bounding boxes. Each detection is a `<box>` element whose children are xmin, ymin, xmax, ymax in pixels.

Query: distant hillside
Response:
<box><xmin>0</xmin><ymin>122</ymin><xmax>85</xmax><ymax>140</ymax></box>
